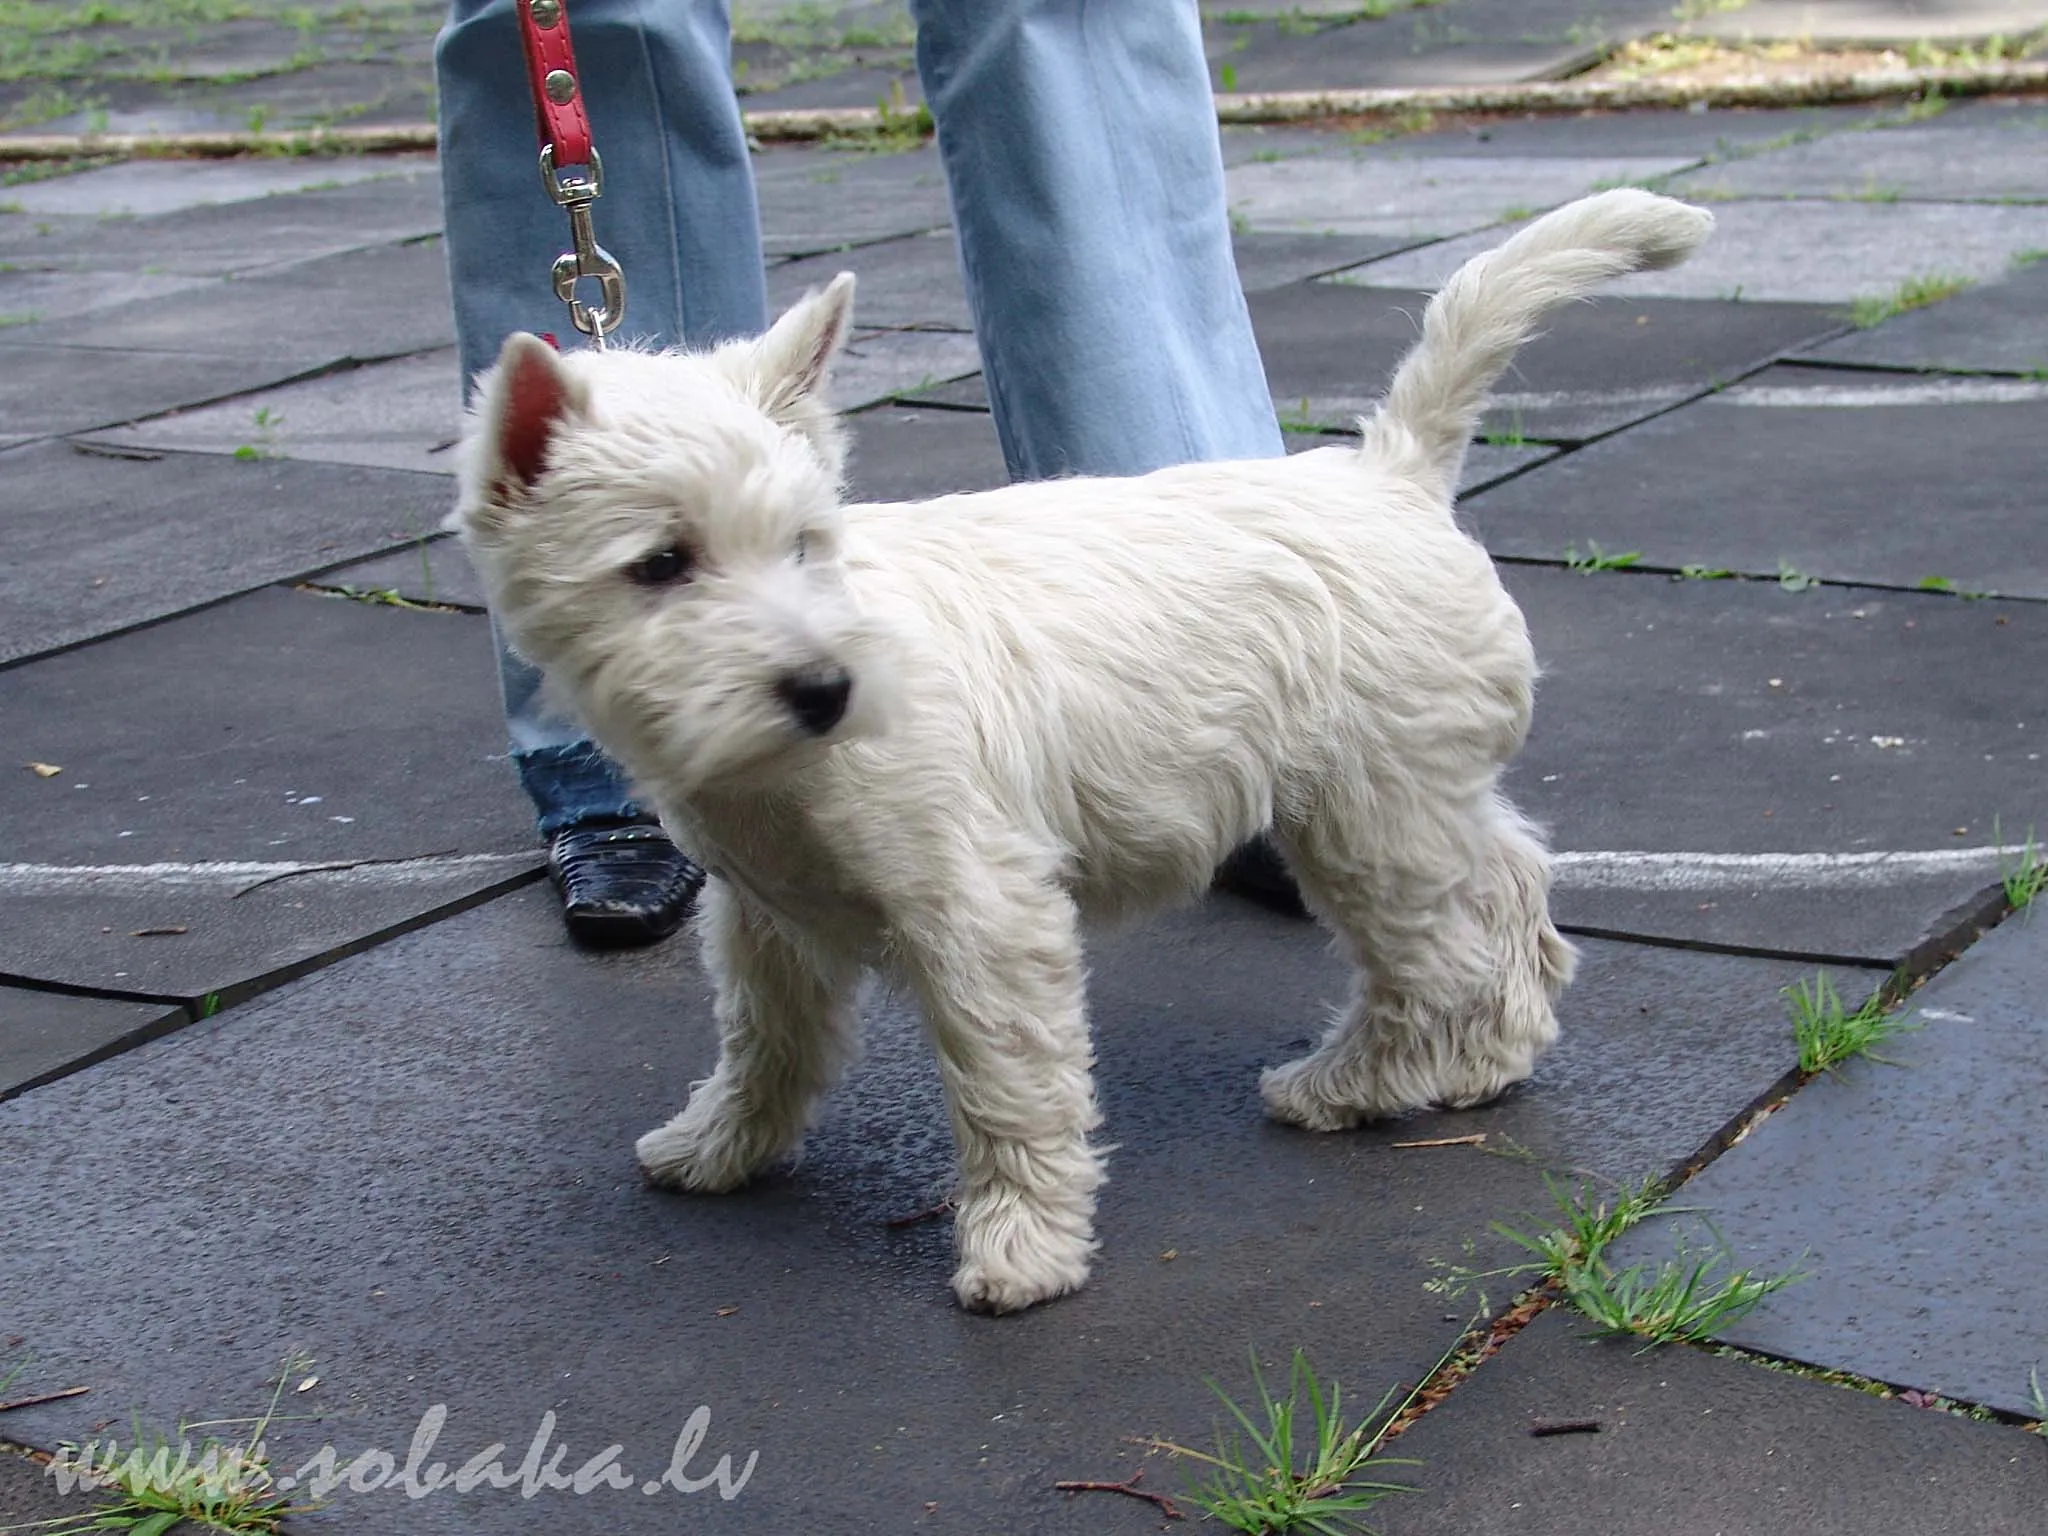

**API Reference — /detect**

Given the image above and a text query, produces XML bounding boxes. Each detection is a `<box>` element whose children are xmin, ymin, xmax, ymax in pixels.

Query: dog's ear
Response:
<box><xmin>479</xmin><ymin>332</ymin><xmax>590</xmax><ymax>492</ymax></box>
<box><xmin>751</xmin><ymin>272</ymin><xmax>855</xmax><ymax>424</ymax></box>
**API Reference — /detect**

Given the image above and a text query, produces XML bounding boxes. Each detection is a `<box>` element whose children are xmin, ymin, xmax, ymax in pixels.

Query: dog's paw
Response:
<box><xmin>635</xmin><ymin>1104</ymin><xmax>775</xmax><ymax>1194</ymax></box>
<box><xmin>1259</xmin><ymin>1057</ymin><xmax>1393</xmax><ymax>1131</ymax></box>
<box><xmin>950</xmin><ymin>1188</ymin><xmax>1096</xmax><ymax>1315</ymax></box>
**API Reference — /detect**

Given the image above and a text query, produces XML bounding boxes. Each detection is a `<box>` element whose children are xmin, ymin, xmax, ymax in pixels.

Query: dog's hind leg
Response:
<box><xmin>1260</xmin><ymin>791</ymin><xmax>1575</xmax><ymax>1129</ymax></box>
<box><xmin>637</xmin><ymin>880</ymin><xmax>862</xmax><ymax>1192</ymax></box>
<box><xmin>896</xmin><ymin>849</ymin><xmax>1106</xmax><ymax>1314</ymax></box>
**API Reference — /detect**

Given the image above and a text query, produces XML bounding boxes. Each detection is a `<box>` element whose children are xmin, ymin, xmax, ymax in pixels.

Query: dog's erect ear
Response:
<box><xmin>482</xmin><ymin>332</ymin><xmax>589</xmax><ymax>491</ymax></box>
<box><xmin>751</xmin><ymin>272</ymin><xmax>855</xmax><ymax>424</ymax></box>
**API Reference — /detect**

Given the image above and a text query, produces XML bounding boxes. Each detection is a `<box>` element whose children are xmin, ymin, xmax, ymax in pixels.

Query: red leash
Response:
<box><xmin>515</xmin><ymin>0</ymin><xmax>624</xmax><ymax>346</ymax></box>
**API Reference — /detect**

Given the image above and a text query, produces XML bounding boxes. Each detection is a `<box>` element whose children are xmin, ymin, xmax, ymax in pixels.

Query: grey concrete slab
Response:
<box><xmin>1233</xmin><ymin>229</ymin><xmax>1425</xmax><ymax>292</ymax></box>
<box><xmin>1668</xmin><ymin>123</ymin><xmax>2048</xmax><ymax>203</ymax></box>
<box><xmin>1464</xmin><ymin>367</ymin><xmax>2048</xmax><ymax>596</ymax></box>
<box><xmin>831</xmin><ymin>327</ymin><xmax>982</xmax><ymax>410</ymax></box>
<box><xmin>1344</xmin><ymin>103</ymin><xmax>1876</xmax><ymax>161</ymax></box>
<box><xmin>315</xmin><ymin>535</ymin><xmax>488</xmax><ymax>611</ymax></box>
<box><xmin>0</xmin><ymin>585</ymin><xmax>536</xmax><ymax>999</ymax></box>
<box><xmin>1256</xmin><ymin>284</ymin><xmax>1845</xmax><ymax>443</ymax></box>
<box><xmin>1376</xmin><ymin>1308</ymin><xmax>2048</xmax><ymax>1536</ymax></box>
<box><xmin>769</xmin><ymin>228</ymin><xmax>970</xmax><ymax>331</ymax></box>
<box><xmin>0</xmin><ymin>985</ymin><xmax>186</xmax><ymax>1102</ymax></box>
<box><xmin>0</xmin><ymin>885</ymin><xmax>1816</xmax><ymax>1533</ymax></box>
<box><xmin>1226</xmin><ymin>153</ymin><xmax>1701</xmax><ymax>237</ymax></box>
<box><xmin>1502</xmin><ymin>564</ymin><xmax>2044</xmax><ymax>964</ymax></box>
<box><xmin>0</xmin><ymin>267</ymin><xmax>211</xmax><ymax>326</ymax></box>
<box><xmin>1688</xmin><ymin>0</ymin><xmax>2048</xmax><ymax>43</ymax></box>
<box><xmin>843</xmin><ymin>405</ymin><xmax>1011</xmax><ymax>502</ymax></box>
<box><xmin>0</xmin><ymin>161</ymin><xmax>443</xmax><ymax>279</ymax></box>
<box><xmin>1346</xmin><ymin>199</ymin><xmax>2048</xmax><ymax>303</ymax></box>
<box><xmin>14</xmin><ymin>238</ymin><xmax>452</xmax><ymax>363</ymax></box>
<box><xmin>0</xmin><ymin>156</ymin><xmax>412</xmax><ymax>219</ymax></box>
<box><xmin>1798</xmin><ymin>257</ymin><xmax>2048</xmax><ymax>374</ymax></box>
<box><xmin>1622</xmin><ymin>907</ymin><xmax>2048</xmax><ymax>1418</ymax></box>
<box><xmin>86</xmin><ymin>348</ymin><xmax>465</xmax><ymax>476</ymax></box>
<box><xmin>0</xmin><ymin>440</ymin><xmax>456</xmax><ymax>665</ymax></box>
<box><xmin>1204</xmin><ymin>0</ymin><xmax>1659</xmax><ymax>93</ymax></box>
<box><xmin>751</xmin><ymin>144</ymin><xmax>954</xmax><ymax>258</ymax></box>
<box><xmin>0</xmin><ymin>341</ymin><xmax>326</xmax><ymax>442</ymax></box>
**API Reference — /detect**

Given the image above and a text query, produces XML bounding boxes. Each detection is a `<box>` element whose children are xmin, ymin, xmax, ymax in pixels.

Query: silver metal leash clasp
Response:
<box><xmin>539</xmin><ymin>144</ymin><xmax>625</xmax><ymax>347</ymax></box>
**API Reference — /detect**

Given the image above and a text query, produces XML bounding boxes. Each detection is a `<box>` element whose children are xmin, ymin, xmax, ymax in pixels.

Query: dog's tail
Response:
<box><xmin>1365</xmin><ymin>189</ymin><xmax>1713</xmax><ymax>497</ymax></box>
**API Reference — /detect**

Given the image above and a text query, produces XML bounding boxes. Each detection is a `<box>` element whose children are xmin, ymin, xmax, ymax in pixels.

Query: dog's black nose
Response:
<box><xmin>776</xmin><ymin>666</ymin><xmax>853</xmax><ymax>735</ymax></box>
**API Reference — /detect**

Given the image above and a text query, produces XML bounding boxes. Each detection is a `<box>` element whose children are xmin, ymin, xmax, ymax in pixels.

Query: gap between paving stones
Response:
<box><xmin>3</xmin><ymin>61</ymin><xmax>2045</xmax><ymax>160</ymax></box>
<box><xmin>1373</xmin><ymin>886</ymin><xmax>2030</xmax><ymax>1451</ymax></box>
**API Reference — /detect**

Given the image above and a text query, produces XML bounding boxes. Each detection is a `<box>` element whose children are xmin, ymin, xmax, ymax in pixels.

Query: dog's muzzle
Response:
<box><xmin>775</xmin><ymin>664</ymin><xmax>853</xmax><ymax>735</ymax></box>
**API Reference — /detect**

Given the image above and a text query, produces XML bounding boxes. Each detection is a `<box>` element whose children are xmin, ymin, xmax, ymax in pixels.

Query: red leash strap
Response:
<box><xmin>514</xmin><ymin>0</ymin><xmax>624</xmax><ymax>344</ymax></box>
<box><xmin>515</xmin><ymin>0</ymin><xmax>592</xmax><ymax>168</ymax></box>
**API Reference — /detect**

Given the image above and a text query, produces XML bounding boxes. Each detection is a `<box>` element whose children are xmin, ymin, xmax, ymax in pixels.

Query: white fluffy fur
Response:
<box><xmin>453</xmin><ymin>190</ymin><xmax>1714</xmax><ymax>1314</ymax></box>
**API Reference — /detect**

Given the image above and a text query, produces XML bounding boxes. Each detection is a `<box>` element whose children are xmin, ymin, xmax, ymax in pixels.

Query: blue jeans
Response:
<box><xmin>436</xmin><ymin>0</ymin><xmax>1282</xmax><ymax>834</ymax></box>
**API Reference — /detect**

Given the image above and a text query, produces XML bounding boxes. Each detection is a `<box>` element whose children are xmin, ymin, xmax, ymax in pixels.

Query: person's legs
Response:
<box><xmin>910</xmin><ymin>1</ymin><xmax>1298</xmax><ymax>912</ymax></box>
<box><xmin>908</xmin><ymin>0</ymin><xmax>1282</xmax><ymax>480</ymax></box>
<box><xmin>437</xmin><ymin>0</ymin><xmax>767</xmax><ymax>940</ymax></box>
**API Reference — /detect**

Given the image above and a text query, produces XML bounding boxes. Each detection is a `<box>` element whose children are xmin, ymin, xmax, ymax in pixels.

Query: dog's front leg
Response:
<box><xmin>637</xmin><ymin>880</ymin><xmax>861</xmax><ymax>1192</ymax></box>
<box><xmin>900</xmin><ymin>875</ymin><xmax>1105</xmax><ymax>1314</ymax></box>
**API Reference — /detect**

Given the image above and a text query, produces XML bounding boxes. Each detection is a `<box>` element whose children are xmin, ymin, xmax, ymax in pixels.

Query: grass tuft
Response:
<box><xmin>39</xmin><ymin>1355</ymin><xmax>319</xmax><ymax>1534</ymax></box>
<box><xmin>1431</xmin><ymin>1174</ymin><xmax>1803</xmax><ymax>1348</ymax></box>
<box><xmin>1851</xmin><ymin>273</ymin><xmax>1973</xmax><ymax>329</ymax></box>
<box><xmin>1998</xmin><ymin>824</ymin><xmax>2046</xmax><ymax>912</ymax></box>
<box><xmin>1783</xmin><ymin>971</ymin><xmax>1919</xmax><ymax>1074</ymax></box>
<box><xmin>1564</xmin><ymin>541</ymin><xmax>1641</xmax><ymax>574</ymax></box>
<box><xmin>1145</xmin><ymin>1350</ymin><xmax>1421</xmax><ymax>1534</ymax></box>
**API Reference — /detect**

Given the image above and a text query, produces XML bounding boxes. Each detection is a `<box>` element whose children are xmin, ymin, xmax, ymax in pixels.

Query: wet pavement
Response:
<box><xmin>3</xmin><ymin>14</ymin><xmax>2048</xmax><ymax>1534</ymax></box>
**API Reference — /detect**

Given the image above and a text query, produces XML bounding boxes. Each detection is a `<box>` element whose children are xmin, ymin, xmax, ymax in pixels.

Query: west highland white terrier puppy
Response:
<box><xmin>454</xmin><ymin>189</ymin><xmax>1713</xmax><ymax>1313</ymax></box>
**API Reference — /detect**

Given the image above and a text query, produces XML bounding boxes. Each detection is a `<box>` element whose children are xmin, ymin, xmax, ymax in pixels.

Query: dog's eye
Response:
<box><xmin>627</xmin><ymin>545</ymin><xmax>694</xmax><ymax>586</ymax></box>
<box><xmin>794</xmin><ymin>531</ymin><xmax>809</xmax><ymax>564</ymax></box>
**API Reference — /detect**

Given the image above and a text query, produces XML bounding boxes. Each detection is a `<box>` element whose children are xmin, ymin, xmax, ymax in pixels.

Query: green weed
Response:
<box><xmin>1783</xmin><ymin>971</ymin><xmax>1919</xmax><ymax>1074</ymax></box>
<box><xmin>1145</xmin><ymin>1350</ymin><xmax>1421</xmax><ymax>1535</ymax></box>
<box><xmin>1564</xmin><ymin>541</ymin><xmax>1641</xmax><ymax>574</ymax></box>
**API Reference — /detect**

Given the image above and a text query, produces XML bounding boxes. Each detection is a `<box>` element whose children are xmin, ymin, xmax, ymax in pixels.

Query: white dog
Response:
<box><xmin>454</xmin><ymin>189</ymin><xmax>1712</xmax><ymax>1313</ymax></box>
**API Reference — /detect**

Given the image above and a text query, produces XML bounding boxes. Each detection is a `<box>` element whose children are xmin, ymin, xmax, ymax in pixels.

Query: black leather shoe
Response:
<box><xmin>1213</xmin><ymin>835</ymin><xmax>1309</xmax><ymax>919</ymax></box>
<box><xmin>547</xmin><ymin>818</ymin><xmax>705</xmax><ymax>949</ymax></box>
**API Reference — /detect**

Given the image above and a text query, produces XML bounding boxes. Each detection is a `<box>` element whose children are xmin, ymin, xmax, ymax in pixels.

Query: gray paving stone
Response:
<box><xmin>1464</xmin><ymin>367</ymin><xmax>2048</xmax><ymax>596</ymax></box>
<box><xmin>0</xmin><ymin>440</ymin><xmax>456</xmax><ymax>665</ymax></box>
<box><xmin>1667</xmin><ymin>123</ymin><xmax>2048</xmax><ymax>203</ymax></box>
<box><xmin>842</xmin><ymin>404</ymin><xmax>1011</xmax><ymax>502</ymax></box>
<box><xmin>0</xmin><ymin>986</ymin><xmax>186</xmax><ymax>1102</ymax></box>
<box><xmin>1622</xmin><ymin>907</ymin><xmax>2048</xmax><ymax>1417</ymax></box>
<box><xmin>88</xmin><ymin>348</ymin><xmax>465</xmax><ymax>476</ymax></box>
<box><xmin>1227</xmin><ymin>153</ymin><xmax>1700</xmax><ymax>237</ymax></box>
<box><xmin>0</xmin><ymin>155</ymin><xmax>412</xmax><ymax>219</ymax></box>
<box><xmin>1204</xmin><ymin>0</ymin><xmax>1662</xmax><ymax>93</ymax></box>
<box><xmin>1687</xmin><ymin>0</ymin><xmax>2048</xmax><ymax>43</ymax></box>
<box><xmin>752</xmin><ymin>144</ymin><xmax>954</xmax><ymax>258</ymax></box>
<box><xmin>1342</xmin><ymin>103</ymin><xmax>1876</xmax><ymax>161</ymax></box>
<box><xmin>1376</xmin><ymin>1308</ymin><xmax>2048</xmax><ymax>1536</ymax></box>
<box><xmin>315</xmin><ymin>535</ymin><xmax>488</xmax><ymax>611</ymax></box>
<box><xmin>1346</xmin><ymin>199</ymin><xmax>2048</xmax><ymax>303</ymax></box>
<box><xmin>831</xmin><ymin>327</ymin><xmax>982</xmax><ymax>409</ymax></box>
<box><xmin>0</xmin><ymin>268</ymin><xmax>211</xmax><ymax>326</ymax></box>
<box><xmin>1502</xmin><ymin>565</ymin><xmax>2044</xmax><ymax>964</ymax></box>
<box><xmin>1798</xmin><ymin>257</ymin><xmax>2048</xmax><ymax>374</ymax></box>
<box><xmin>1233</xmin><ymin>229</ymin><xmax>1425</xmax><ymax>291</ymax></box>
<box><xmin>1257</xmin><ymin>285</ymin><xmax>1844</xmax><ymax>442</ymax></box>
<box><xmin>14</xmin><ymin>238</ymin><xmax>452</xmax><ymax>363</ymax></box>
<box><xmin>769</xmin><ymin>228</ymin><xmax>969</xmax><ymax>330</ymax></box>
<box><xmin>0</xmin><ymin>161</ymin><xmax>443</xmax><ymax>278</ymax></box>
<box><xmin>0</xmin><ymin>341</ymin><xmax>325</xmax><ymax>442</ymax></box>
<box><xmin>0</xmin><ymin>885</ymin><xmax>1814</xmax><ymax>1533</ymax></box>
<box><xmin>0</xmin><ymin>585</ymin><xmax>535</xmax><ymax>999</ymax></box>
